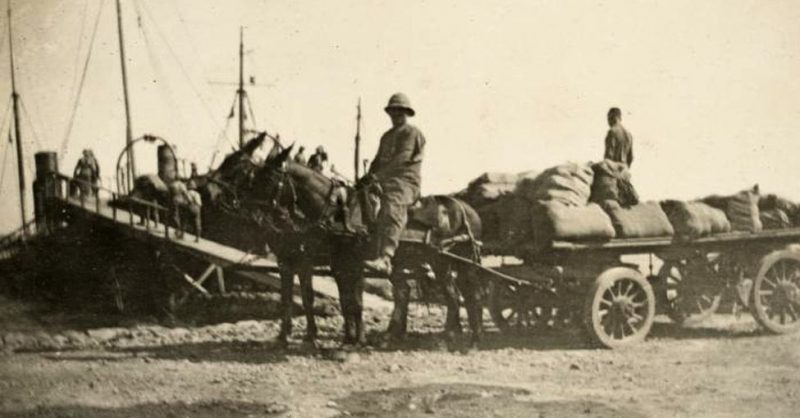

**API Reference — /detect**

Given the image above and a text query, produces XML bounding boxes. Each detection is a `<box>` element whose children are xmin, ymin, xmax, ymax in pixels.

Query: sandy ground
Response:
<box><xmin>1</xmin><ymin>291</ymin><xmax>799</xmax><ymax>418</ymax></box>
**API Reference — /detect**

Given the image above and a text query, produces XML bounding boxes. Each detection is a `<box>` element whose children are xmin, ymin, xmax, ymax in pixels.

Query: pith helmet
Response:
<box><xmin>384</xmin><ymin>93</ymin><xmax>415</xmax><ymax>116</ymax></box>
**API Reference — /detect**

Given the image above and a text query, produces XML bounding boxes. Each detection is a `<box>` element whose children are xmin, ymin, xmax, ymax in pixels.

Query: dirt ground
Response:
<box><xmin>1</xmin><ymin>290</ymin><xmax>799</xmax><ymax>418</ymax></box>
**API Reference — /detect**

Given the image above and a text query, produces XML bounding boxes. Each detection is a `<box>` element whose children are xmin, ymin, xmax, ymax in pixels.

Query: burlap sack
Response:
<box><xmin>601</xmin><ymin>200</ymin><xmax>674</xmax><ymax>238</ymax></box>
<box><xmin>532</xmin><ymin>201</ymin><xmax>616</xmax><ymax>246</ymax></box>
<box><xmin>661</xmin><ymin>200</ymin><xmax>731</xmax><ymax>238</ymax></box>
<box><xmin>702</xmin><ymin>187</ymin><xmax>762</xmax><ymax>232</ymax></box>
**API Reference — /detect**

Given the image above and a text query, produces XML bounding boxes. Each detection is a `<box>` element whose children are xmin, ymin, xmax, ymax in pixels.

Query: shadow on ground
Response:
<box><xmin>334</xmin><ymin>383</ymin><xmax>648</xmax><ymax>417</ymax></box>
<box><xmin>0</xmin><ymin>400</ymin><xmax>289</xmax><ymax>418</ymax></box>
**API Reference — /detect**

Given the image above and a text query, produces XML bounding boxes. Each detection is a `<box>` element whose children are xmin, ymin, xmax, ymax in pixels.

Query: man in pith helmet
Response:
<box><xmin>308</xmin><ymin>145</ymin><xmax>328</xmax><ymax>173</ymax></box>
<box><xmin>361</xmin><ymin>93</ymin><xmax>426</xmax><ymax>275</ymax></box>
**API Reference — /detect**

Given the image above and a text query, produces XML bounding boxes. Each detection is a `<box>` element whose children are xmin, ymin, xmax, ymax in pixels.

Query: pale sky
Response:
<box><xmin>2</xmin><ymin>0</ymin><xmax>800</xmax><ymax>233</ymax></box>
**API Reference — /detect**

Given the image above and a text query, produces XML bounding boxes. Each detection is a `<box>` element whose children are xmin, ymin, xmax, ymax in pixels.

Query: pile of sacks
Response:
<box><xmin>516</xmin><ymin>161</ymin><xmax>675</xmax><ymax>247</ymax></box>
<box><xmin>455</xmin><ymin>170</ymin><xmax>537</xmax><ymax>245</ymax></box>
<box><xmin>467</xmin><ymin>159</ymin><xmax>800</xmax><ymax>255</ymax></box>
<box><xmin>455</xmin><ymin>171</ymin><xmax>538</xmax><ymax>207</ymax></box>
<box><xmin>662</xmin><ymin>187</ymin><xmax>800</xmax><ymax>238</ymax></box>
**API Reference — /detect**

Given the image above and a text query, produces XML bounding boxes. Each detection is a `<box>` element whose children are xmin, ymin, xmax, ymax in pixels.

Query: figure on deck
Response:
<box><xmin>293</xmin><ymin>146</ymin><xmax>308</xmax><ymax>165</ymax></box>
<box><xmin>169</xmin><ymin>179</ymin><xmax>202</xmax><ymax>241</ymax></box>
<box><xmin>604</xmin><ymin>107</ymin><xmax>633</xmax><ymax>168</ymax></box>
<box><xmin>308</xmin><ymin>146</ymin><xmax>329</xmax><ymax>173</ymax></box>
<box><xmin>360</xmin><ymin>93</ymin><xmax>426</xmax><ymax>275</ymax></box>
<box><xmin>598</xmin><ymin>107</ymin><xmax>638</xmax><ymax>206</ymax></box>
<box><xmin>72</xmin><ymin>149</ymin><xmax>100</xmax><ymax>198</ymax></box>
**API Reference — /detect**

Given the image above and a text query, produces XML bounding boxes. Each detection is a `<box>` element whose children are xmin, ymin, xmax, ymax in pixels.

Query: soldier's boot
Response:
<box><xmin>363</xmin><ymin>256</ymin><xmax>392</xmax><ymax>276</ymax></box>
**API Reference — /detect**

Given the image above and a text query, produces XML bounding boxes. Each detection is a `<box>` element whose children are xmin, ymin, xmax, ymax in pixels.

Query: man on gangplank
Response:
<box><xmin>361</xmin><ymin>93</ymin><xmax>426</xmax><ymax>275</ymax></box>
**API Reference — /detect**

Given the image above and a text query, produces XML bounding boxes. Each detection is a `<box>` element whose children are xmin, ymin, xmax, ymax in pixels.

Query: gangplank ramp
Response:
<box><xmin>51</xmin><ymin>192</ymin><xmax>392</xmax><ymax>310</ymax></box>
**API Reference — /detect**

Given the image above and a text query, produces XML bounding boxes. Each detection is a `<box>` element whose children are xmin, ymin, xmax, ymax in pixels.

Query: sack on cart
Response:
<box><xmin>532</xmin><ymin>201</ymin><xmax>616</xmax><ymax>246</ymax></box>
<box><xmin>702</xmin><ymin>186</ymin><xmax>762</xmax><ymax>232</ymax></box>
<box><xmin>601</xmin><ymin>200</ymin><xmax>674</xmax><ymax>238</ymax></box>
<box><xmin>661</xmin><ymin>200</ymin><xmax>731</xmax><ymax>238</ymax></box>
<box><xmin>760</xmin><ymin>208</ymin><xmax>792</xmax><ymax>230</ymax></box>
<box><xmin>759</xmin><ymin>194</ymin><xmax>800</xmax><ymax>226</ymax></box>
<box><xmin>590</xmin><ymin>159</ymin><xmax>639</xmax><ymax>207</ymax></box>
<box><xmin>517</xmin><ymin>162</ymin><xmax>593</xmax><ymax>207</ymax></box>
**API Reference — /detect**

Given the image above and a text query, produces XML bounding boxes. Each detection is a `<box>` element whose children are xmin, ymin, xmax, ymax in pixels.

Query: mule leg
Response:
<box><xmin>436</xmin><ymin>262</ymin><xmax>462</xmax><ymax>341</ymax></box>
<box><xmin>299</xmin><ymin>260</ymin><xmax>317</xmax><ymax>343</ymax></box>
<box><xmin>352</xmin><ymin>274</ymin><xmax>366</xmax><ymax>346</ymax></box>
<box><xmin>461</xmin><ymin>270</ymin><xmax>483</xmax><ymax>348</ymax></box>
<box><xmin>387</xmin><ymin>270</ymin><xmax>410</xmax><ymax>341</ymax></box>
<box><xmin>334</xmin><ymin>273</ymin><xmax>355</xmax><ymax>345</ymax></box>
<box><xmin>277</xmin><ymin>264</ymin><xmax>295</xmax><ymax>344</ymax></box>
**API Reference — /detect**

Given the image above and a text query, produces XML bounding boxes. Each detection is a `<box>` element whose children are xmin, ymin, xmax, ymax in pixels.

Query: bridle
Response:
<box><xmin>254</xmin><ymin>163</ymin><xmax>346</xmax><ymax>234</ymax></box>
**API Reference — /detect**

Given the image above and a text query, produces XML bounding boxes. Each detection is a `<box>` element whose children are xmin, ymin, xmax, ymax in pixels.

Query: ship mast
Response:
<box><xmin>115</xmin><ymin>0</ymin><xmax>136</xmax><ymax>187</ymax></box>
<box><xmin>7</xmin><ymin>2</ymin><xmax>26</xmax><ymax>231</ymax></box>
<box><xmin>237</xmin><ymin>26</ymin><xmax>245</xmax><ymax>149</ymax></box>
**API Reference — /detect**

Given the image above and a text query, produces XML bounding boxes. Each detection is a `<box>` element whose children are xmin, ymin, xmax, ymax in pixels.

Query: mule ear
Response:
<box><xmin>277</xmin><ymin>143</ymin><xmax>294</xmax><ymax>162</ymax></box>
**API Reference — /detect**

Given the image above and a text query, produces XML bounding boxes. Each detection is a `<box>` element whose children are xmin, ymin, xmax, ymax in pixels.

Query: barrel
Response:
<box><xmin>35</xmin><ymin>151</ymin><xmax>58</xmax><ymax>177</ymax></box>
<box><xmin>33</xmin><ymin>151</ymin><xmax>61</xmax><ymax>231</ymax></box>
<box><xmin>157</xmin><ymin>144</ymin><xmax>178</xmax><ymax>183</ymax></box>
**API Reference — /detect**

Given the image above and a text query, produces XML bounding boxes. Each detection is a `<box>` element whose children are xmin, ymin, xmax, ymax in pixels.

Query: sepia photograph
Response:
<box><xmin>0</xmin><ymin>0</ymin><xmax>799</xmax><ymax>416</ymax></box>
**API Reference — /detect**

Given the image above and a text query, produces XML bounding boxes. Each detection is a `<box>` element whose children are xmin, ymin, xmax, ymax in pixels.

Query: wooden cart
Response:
<box><xmin>474</xmin><ymin>229</ymin><xmax>800</xmax><ymax>348</ymax></box>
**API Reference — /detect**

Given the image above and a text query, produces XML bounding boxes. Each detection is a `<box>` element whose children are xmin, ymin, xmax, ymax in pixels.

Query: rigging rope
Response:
<box><xmin>0</xmin><ymin>96</ymin><xmax>12</xmax><ymax>188</ymax></box>
<box><xmin>69</xmin><ymin>0</ymin><xmax>90</xmax><ymax>99</ymax></box>
<box><xmin>19</xmin><ymin>98</ymin><xmax>44</xmax><ymax>152</ymax></box>
<box><xmin>137</xmin><ymin>0</ymin><xmax>233</xmax><ymax>147</ymax></box>
<box><xmin>245</xmin><ymin>91</ymin><xmax>258</xmax><ymax>130</ymax></box>
<box><xmin>0</xmin><ymin>137</ymin><xmax>10</xmax><ymax>189</ymax></box>
<box><xmin>58</xmin><ymin>0</ymin><xmax>106</xmax><ymax>162</ymax></box>
<box><xmin>133</xmin><ymin>0</ymin><xmax>181</xmax><ymax>121</ymax></box>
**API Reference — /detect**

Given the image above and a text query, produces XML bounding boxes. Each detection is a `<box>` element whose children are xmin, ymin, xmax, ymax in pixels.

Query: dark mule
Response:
<box><xmin>247</xmin><ymin>144</ymin><xmax>485</xmax><ymax>347</ymax></box>
<box><xmin>195</xmin><ymin>133</ymin><xmax>270</xmax><ymax>252</ymax></box>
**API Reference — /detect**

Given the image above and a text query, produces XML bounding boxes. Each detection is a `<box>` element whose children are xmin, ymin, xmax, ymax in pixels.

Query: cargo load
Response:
<box><xmin>590</xmin><ymin>159</ymin><xmax>639</xmax><ymax>206</ymax></box>
<box><xmin>533</xmin><ymin>201</ymin><xmax>616</xmax><ymax>245</ymax></box>
<box><xmin>759</xmin><ymin>194</ymin><xmax>800</xmax><ymax>226</ymax></box>
<box><xmin>516</xmin><ymin>162</ymin><xmax>593</xmax><ymax>207</ymax></box>
<box><xmin>456</xmin><ymin>170</ymin><xmax>539</xmax><ymax>208</ymax></box>
<box><xmin>760</xmin><ymin>209</ymin><xmax>792</xmax><ymax>230</ymax></box>
<box><xmin>600</xmin><ymin>200</ymin><xmax>674</xmax><ymax>238</ymax></box>
<box><xmin>702</xmin><ymin>186</ymin><xmax>762</xmax><ymax>232</ymax></box>
<box><xmin>661</xmin><ymin>200</ymin><xmax>731</xmax><ymax>238</ymax></box>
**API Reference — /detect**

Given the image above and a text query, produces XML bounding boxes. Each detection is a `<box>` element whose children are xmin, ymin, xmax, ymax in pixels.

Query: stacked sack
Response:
<box><xmin>590</xmin><ymin>159</ymin><xmax>639</xmax><ymax>207</ymax></box>
<box><xmin>588</xmin><ymin>160</ymin><xmax>673</xmax><ymax>240</ymax></box>
<box><xmin>517</xmin><ymin>163</ymin><xmax>616</xmax><ymax>249</ymax></box>
<box><xmin>457</xmin><ymin>172</ymin><xmax>523</xmax><ymax>206</ymax></box>
<box><xmin>758</xmin><ymin>193</ymin><xmax>799</xmax><ymax>229</ymax></box>
<box><xmin>701</xmin><ymin>185</ymin><xmax>763</xmax><ymax>232</ymax></box>
<box><xmin>455</xmin><ymin>171</ymin><xmax>538</xmax><ymax>247</ymax></box>
<box><xmin>660</xmin><ymin>200</ymin><xmax>731</xmax><ymax>239</ymax></box>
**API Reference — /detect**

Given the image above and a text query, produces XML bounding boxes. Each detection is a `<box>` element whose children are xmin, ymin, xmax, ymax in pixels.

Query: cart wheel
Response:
<box><xmin>749</xmin><ymin>250</ymin><xmax>800</xmax><ymax>334</ymax></box>
<box><xmin>583</xmin><ymin>267</ymin><xmax>655</xmax><ymax>348</ymax></box>
<box><xmin>488</xmin><ymin>281</ymin><xmax>524</xmax><ymax>332</ymax></box>
<box><xmin>659</xmin><ymin>259</ymin><xmax>723</xmax><ymax>325</ymax></box>
<box><xmin>489</xmin><ymin>281</ymin><xmax>569</xmax><ymax>333</ymax></box>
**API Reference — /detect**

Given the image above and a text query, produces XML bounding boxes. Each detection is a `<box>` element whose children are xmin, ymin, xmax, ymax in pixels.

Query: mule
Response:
<box><xmin>245</xmin><ymin>143</ymin><xmax>485</xmax><ymax>347</ymax></box>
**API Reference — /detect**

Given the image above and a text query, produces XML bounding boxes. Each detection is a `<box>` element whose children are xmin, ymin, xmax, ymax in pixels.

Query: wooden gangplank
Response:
<box><xmin>52</xmin><ymin>194</ymin><xmax>349</xmax><ymax>301</ymax></box>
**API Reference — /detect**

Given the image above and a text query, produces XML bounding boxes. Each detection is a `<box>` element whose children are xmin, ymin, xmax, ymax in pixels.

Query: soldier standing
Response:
<box><xmin>308</xmin><ymin>146</ymin><xmax>329</xmax><ymax>173</ymax></box>
<box><xmin>604</xmin><ymin>107</ymin><xmax>634</xmax><ymax>167</ymax></box>
<box><xmin>361</xmin><ymin>93</ymin><xmax>426</xmax><ymax>275</ymax></box>
<box><xmin>73</xmin><ymin>149</ymin><xmax>100</xmax><ymax>197</ymax></box>
<box><xmin>169</xmin><ymin>179</ymin><xmax>202</xmax><ymax>241</ymax></box>
<box><xmin>293</xmin><ymin>146</ymin><xmax>308</xmax><ymax>165</ymax></box>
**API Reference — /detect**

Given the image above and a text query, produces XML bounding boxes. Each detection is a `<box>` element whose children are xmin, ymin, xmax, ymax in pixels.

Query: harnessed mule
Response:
<box><xmin>248</xmin><ymin>144</ymin><xmax>486</xmax><ymax>347</ymax></box>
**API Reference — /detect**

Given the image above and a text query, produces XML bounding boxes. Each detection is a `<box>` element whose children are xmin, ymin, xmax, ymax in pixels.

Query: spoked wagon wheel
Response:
<box><xmin>659</xmin><ymin>259</ymin><xmax>723</xmax><ymax>325</ymax></box>
<box><xmin>749</xmin><ymin>250</ymin><xmax>800</xmax><ymax>334</ymax></box>
<box><xmin>584</xmin><ymin>267</ymin><xmax>655</xmax><ymax>348</ymax></box>
<box><xmin>488</xmin><ymin>282</ymin><xmax>562</xmax><ymax>332</ymax></box>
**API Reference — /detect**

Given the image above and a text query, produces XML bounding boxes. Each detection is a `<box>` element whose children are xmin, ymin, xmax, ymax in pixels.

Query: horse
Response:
<box><xmin>244</xmin><ymin>143</ymin><xmax>485</xmax><ymax>347</ymax></box>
